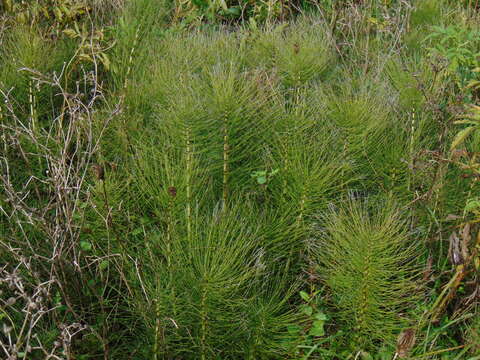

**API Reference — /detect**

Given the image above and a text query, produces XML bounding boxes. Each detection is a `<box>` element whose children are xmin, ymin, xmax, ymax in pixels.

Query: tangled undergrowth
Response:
<box><xmin>1</xmin><ymin>0</ymin><xmax>480</xmax><ymax>359</ymax></box>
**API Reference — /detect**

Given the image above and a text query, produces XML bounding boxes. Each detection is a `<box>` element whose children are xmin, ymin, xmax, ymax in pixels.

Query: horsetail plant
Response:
<box><xmin>314</xmin><ymin>197</ymin><xmax>422</xmax><ymax>350</ymax></box>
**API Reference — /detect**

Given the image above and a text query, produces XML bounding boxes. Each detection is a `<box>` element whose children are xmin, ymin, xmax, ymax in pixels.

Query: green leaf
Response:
<box><xmin>300</xmin><ymin>304</ymin><xmax>313</xmax><ymax>316</ymax></box>
<box><xmin>53</xmin><ymin>7</ymin><xmax>63</xmax><ymax>21</ymax></box>
<box><xmin>80</xmin><ymin>240</ymin><xmax>92</xmax><ymax>251</ymax></box>
<box><xmin>140</xmin><ymin>217</ymin><xmax>151</xmax><ymax>225</ymax></box>
<box><xmin>218</xmin><ymin>0</ymin><xmax>228</xmax><ymax>11</ymax></box>
<box><xmin>451</xmin><ymin>126</ymin><xmax>476</xmax><ymax>149</ymax></box>
<box><xmin>314</xmin><ymin>312</ymin><xmax>327</xmax><ymax>321</ymax></box>
<box><xmin>299</xmin><ymin>291</ymin><xmax>310</xmax><ymax>302</ymax></box>
<box><xmin>226</xmin><ymin>6</ymin><xmax>241</xmax><ymax>16</ymax></box>
<box><xmin>309</xmin><ymin>320</ymin><xmax>325</xmax><ymax>336</ymax></box>
<box><xmin>257</xmin><ymin>176</ymin><xmax>267</xmax><ymax>184</ymax></box>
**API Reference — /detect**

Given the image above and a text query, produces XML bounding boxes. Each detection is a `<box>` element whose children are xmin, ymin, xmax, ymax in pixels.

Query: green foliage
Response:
<box><xmin>251</xmin><ymin>168</ymin><xmax>279</xmax><ymax>185</ymax></box>
<box><xmin>172</xmin><ymin>0</ymin><xmax>317</xmax><ymax>24</ymax></box>
<box><xmin>425</xmin><ymin>25</ymin><xmax>480</xmax><ymax>100</ymax></box>
<box><xmin>130</xmin><ymin>202</ymin><xmax>298</xmax><ymax>359</ymax></box>
<box><xmin>245</xmin><ymin>17</ymin><xmax>335</xmax><ymax>88</ymax></box>
<box><xmin>451</xmin><ymin>105</ymin><xmax>480</xmax><ymax>149</ymax></box>
<box><xmin>3</xmin><ymin>0</ymin><xmax>480</xmax><ymax>358</ymax></box>
<box><xmin>410</xmin><ymin>0</ymin><xmax>442</xmax><ymax>28</ymax></box>
<box><xmin>2</xmin><ymin>0</ymin><xmax>91</xmax><ymax>31</ymax></box>
<box><xmin>314</xmin><ymin>198</ymin><xmax>421</xmax><ymax>350</ymax></box>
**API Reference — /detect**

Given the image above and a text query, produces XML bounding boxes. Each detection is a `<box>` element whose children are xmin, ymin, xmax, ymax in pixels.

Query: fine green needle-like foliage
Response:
<box><xmin>133</xmin><ymin>201</ymin><xmax>297</xmax><ymax>359</ymax></box>
<box><xmin>314</xmin><ymin>198</ymin><xmax>422</xmax><ymax>350</ymax></box>
<box><xmin>2</xmin><ymin>1</ymin><xmax>480</xmax><ymax>358</ymax></box>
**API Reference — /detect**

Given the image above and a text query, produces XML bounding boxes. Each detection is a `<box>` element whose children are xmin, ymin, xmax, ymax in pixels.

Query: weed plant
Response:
<box><xmin>1</xmin><ymin>0</ymin><xmax>480</xmax><ymax>359</ymax></box>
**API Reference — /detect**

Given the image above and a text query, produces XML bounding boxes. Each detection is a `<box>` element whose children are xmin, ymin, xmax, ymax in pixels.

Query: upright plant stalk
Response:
<box><xmin>282</xmin><ymin>157</ymin><xmax>288</xmax><ymax>196</ymax></box>
<box><xmin>317</xmin><ymin>199</ymin><xmax>420</xmax><ymax>348</ymax></box>
<box><xmin>123</xmin><ymin>27</ymin><xmax>140</xmax><ymax>92</ymax></box>
<box><xmin>153</xmin><ymin>192</ymin><xmax>176</xmax><ymax>359</ymax></box>
<box><xmin>285</xmin><ymin>186</ymin><xmax>307</xmax><ymax>273</ymax></box>
<box><xmin>356</xmin><ymin>247</ymin><xmax>373</xmax><ymax>345</ymax></box>
<box><xmin>200</xmin><ymin>282</ymin><xmax>208</xmax><ymax>360</ymax></box>
<box><xmin>186</xmin><ymin>126</ymin><xmax>192</xmax><ymax>243</ymax></box>
<box><xmin>408</xmin><ymin>108</ymin><xmax>416</xmax><ymax>193</ymax></box>
<box><xmin>222</xmin><ymin>110</ymin><xmax>229</xmax><ymax>209</ymax></box>
<box><xmin>296</xmin><ymin>190</ymin><xmax>307</xmax><ymax>225</ymax></box>
<box><xmin>28</xmin><ymin>78</ymin><xmax>37</xmax><ymax>134</ymax></box>
<box><xmin>153</xmin><ymin>298</ymin><xmax>163</xmax><ymax>360</ymax></box>
<box><xmin>120</xmin><ymin>27</ymin><xmax>140</xmax><ymax>156</ymax></box>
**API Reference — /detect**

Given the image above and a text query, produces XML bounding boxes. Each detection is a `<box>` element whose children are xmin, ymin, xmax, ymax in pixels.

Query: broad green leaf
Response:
<box><xmin>309</xmin><ymin>320</ymin><xmax>325</xmax><ymax>336</ymax></box>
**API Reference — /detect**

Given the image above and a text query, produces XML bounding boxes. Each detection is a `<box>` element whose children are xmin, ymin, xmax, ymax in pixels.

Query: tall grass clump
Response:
<box><xmin>314</xmin><ymin>198</ymin><xmax>422</xmax><ymax>350</ymax></box>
